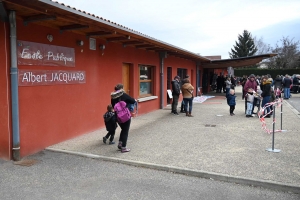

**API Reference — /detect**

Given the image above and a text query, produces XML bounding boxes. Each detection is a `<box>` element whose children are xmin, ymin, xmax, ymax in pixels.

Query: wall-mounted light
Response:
<box><xmin>47</xmin><ymin>34</ymin><xmax>53</xmax><ymax>42</ymax></box>
<box><xmin>77</xmin><ymin>40</ymin><xmax>84</xmax><ymax>46</ymax></box>
<box><xmin>99</xmin><ymin>44</ymin><xmax>105</xmax><ymax>50</ymax></box>
<box><xmin>99</xmin><ymin>44</ymin><xmax>105</xmax><ymax>56</ymax></box>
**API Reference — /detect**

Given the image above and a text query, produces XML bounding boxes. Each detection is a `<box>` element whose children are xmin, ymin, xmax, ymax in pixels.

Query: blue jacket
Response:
<box><xmin>227</xmin><ymin>94</ymin><xmax>236</xmax><ymax>106</ymax></box>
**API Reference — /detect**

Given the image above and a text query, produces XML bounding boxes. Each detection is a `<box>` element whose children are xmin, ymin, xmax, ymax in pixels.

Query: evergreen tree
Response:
<box><xmin>229</xmin><ymin>30</ymin><xmax>257</xmax><ymax>58</ymax></box>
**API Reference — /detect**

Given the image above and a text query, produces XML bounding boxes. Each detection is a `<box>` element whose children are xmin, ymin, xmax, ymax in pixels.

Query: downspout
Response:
<box><xmin>159</xmin><ymin>52</ymin><xmax>167</xmax><ymax>109</ymax></box>
<box><xmin>9</xmin><ymin>11</ymin><xmax>20</xmax><ymax>161</ymax></box>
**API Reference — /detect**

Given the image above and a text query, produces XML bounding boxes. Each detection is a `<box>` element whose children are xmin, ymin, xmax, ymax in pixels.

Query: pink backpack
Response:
<box><xmin>114</xmin><ymin>100</ymin><xmax>131</xmax><ymax>123</ymax></box>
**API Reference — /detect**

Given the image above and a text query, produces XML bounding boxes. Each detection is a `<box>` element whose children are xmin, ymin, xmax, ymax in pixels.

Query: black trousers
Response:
<box><xmin>230</xmin><ymin>105</ymin><xmax>235</xmax><ymax>114</ymax></box>
<box><xmin>172</xmin><ymin>94</ymin><xmax>179</xmax><ymax>113</ymax></box>
<box><xmin>118</xmin><ymin>118</ymin><xmax>131</xmax><ymax>147</ymax></box>
<box><xmin>105</xmin><ymin>130</ymin><xmax>115</xmax><ymax>142</ymax></box>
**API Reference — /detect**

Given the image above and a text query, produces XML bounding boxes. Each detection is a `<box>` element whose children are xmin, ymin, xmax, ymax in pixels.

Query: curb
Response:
<box><xmin>46</xmin><ymin>147</ymin><xmax>300</xmax><ymax>194</ymax></box>
<box><xmin>283</xmin><ymin>99</ymin><xmax>300</xmax><ymax>118</ymax></box>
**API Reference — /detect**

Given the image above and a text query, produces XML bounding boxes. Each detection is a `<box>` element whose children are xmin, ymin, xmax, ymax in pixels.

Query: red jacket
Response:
<box><xmin>244</xmin><ymin>79</ymin><xmax>257</xmax><ymax>93</ymax></box>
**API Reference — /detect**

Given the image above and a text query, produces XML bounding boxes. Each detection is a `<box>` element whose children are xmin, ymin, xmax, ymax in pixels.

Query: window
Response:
<box><xmin>139</xmin><ymin>65</ymin><xmax>154</xmax><ymax>97</ymax></box>
<box><xmin>177</xmin><ymin>68</ymin><xmax>187</xmax><ymax>80</ymax></box>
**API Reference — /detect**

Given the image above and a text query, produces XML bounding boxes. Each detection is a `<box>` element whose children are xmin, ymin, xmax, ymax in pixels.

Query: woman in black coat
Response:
<box><xmin>111</xmin><ymin>84</ymin><xmax>136</xmax><ymax>153</ymax></box>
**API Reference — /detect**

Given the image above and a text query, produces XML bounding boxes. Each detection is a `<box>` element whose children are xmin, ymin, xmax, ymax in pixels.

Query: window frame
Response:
<box><xmin>138</xmin><ymin>65</ymin><xmax>154</xmax><ymax>98</ymax></box>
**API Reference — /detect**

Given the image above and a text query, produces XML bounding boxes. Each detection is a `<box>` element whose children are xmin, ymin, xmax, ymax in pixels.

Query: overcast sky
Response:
<box><xmin>59</xmin><ymin>0</ymin><xmax>300</xmax><ymax>59</ymax></box>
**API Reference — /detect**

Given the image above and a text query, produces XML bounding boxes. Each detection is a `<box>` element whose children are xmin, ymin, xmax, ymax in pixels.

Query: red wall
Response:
<box><xmin>0</xmin><ymin>19</ymin><xmax>201</xmax><ymax>159</ymax></box>
<box><xmin>0</xmin><ymin>22</ymin><xmax>11</xmax><ymax>160</ymax></box>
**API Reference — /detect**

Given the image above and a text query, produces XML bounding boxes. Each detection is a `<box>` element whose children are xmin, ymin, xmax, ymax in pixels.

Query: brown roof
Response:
<box><xmin>1</xmin><ymin>0</ymin><xmax>210</xmax><ymax>62</ymax></box>
<box><xmin>1</xmin><ymin>0</ymin><xmax>277</xmax><ymax>67</ymax></box>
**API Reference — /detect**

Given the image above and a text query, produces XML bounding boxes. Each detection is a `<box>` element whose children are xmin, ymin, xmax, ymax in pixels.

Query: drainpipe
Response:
<box><xmin>159</xmin><ymin>52</ymin><xmax>167</xmax><ymax>109</ymax></box>
<box><xmin>9</xmin><ymin>11</ymin><xmax>20</xmax><ymax>161</ymax></box>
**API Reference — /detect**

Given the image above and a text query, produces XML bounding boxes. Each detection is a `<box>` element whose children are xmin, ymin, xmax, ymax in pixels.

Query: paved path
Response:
<box><xmin>48</xmin><ymin>86</ymin><xmax>300</xmax><ymax>193</ymax></box>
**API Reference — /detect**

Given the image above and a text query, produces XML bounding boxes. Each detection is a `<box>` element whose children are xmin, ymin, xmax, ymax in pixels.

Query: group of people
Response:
<box><xmin>228</xmin><ymin>73</ymin><xmax>297</xmax><ymax>118</ymax></box>
<box><xmin>171</xmin><ymin>75</ymin><xmax>195</xmax><ymax>117</ymax></box>
<box><xmin>212</xmin><ymin>73</ymin><xmax>237</xmax><ymax>94</ymax></box>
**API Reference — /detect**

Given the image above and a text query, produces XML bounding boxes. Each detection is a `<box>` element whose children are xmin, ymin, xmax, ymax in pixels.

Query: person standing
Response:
<box><xmin>245</xmin><ymin>88</ymin><xmax>254</xmax><ymax>118</ymax></box>
<box><xmin>111</xmin><ymin>84</ymin><xmax>136</xmax><ymax>153</ymax></box>
<box><xmin>240</xmin><ymin>75</ymin><xmax>247</xmax><ymax>99</ymax></box>
<box><xmin>282</xmin><ymin>74</ymin><xmax>292</xmax><ymax>99</ymax></box>
<box><xmin>261</xmin><ymin>78</ymin><xmax>272</xmax><ymax>118</ymax></box>
<box><xmin>180</xmin><ymin>75</ymin><xmax>189</xmax><ymax>113</ymax></box>
<box><xmin>226</xmin><ymin>89</ymin><xmax>236</xmax><ymax>116</ymax></box>
<box><xmin>244</xmin><ymin>74</ymin><xmax>257</xmax><ymax>115</ymax></box>
<box><xmin>171</xmin><ymin>76</ymin><xmax>181</xmax><ymax>115</ymax></box>
<box><xmin>181</xmin><ymin>78</ymin><xmax>194</xmax><ymax>117</ymax></box>
<box><xmin>225</xmin><ymin>76</ymin><xmax>232</xmax><ymax>96</ymax></box>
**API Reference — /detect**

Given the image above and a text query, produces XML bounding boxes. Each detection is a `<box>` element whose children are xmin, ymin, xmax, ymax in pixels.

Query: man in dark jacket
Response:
<box><xmin>171</xmin><ymin>75</ymin><xmax>181</xmax><ymax>115</ymax></box>
<box><xmin>282</xmin><ymin>74</ymin><xmax>292</xmax><ymax>99</ymax></box>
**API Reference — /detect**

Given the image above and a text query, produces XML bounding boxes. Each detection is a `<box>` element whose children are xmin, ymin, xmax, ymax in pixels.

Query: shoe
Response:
<box><xmin>180</xmin><ymin>111</ymin><xmax>185</xmax><ymax>113</ymax></box>
<box><xmin>121</xmin><ymin>147</ymin><xmax>130</xmax><ymax>153</ymax></box>
<box><xmin>188</xmin><ymin>114</ymin><xmax>194</xmax><ymax>117</ymax></box>
<box><xmin>252</xmin><ymin>112</ymin><xmax>257</xmax><ymax>114</ymax></box>
<box><xmin>118</xmin><ymin>141</ymin><xmax>122</xmax><ymax>150</ymax></box>
<box><xmin>232</xmin><ymin>113</ymin><xmax>235</xmax><ymax>115</ymax></box>
<box><xmin>246</xmin><ymin>115</ymin><xmax>250</xmax><ymax>118</ymax></box>
<box><xmin>250</xmin><ymin>115</ymin><xmax>254</xmax><ymax>117</ymax></box>
<box><xmin>230</xmin><ymin>113</ymin><xmax>234</xmax><ymax>116</ymax></box>
<box><xmin>103</xmin><ymin>137</ymin><xmax>107</xmax><ymax>144</ymax></box>
<box><xmin>173</xmin><ymin>112</ymin><xmax>179</xmax><ymax>115</ymax></box>
<box><xmin>109</xmin><ymin>141</ymin><xmax>115</xmax><ymax>145</ymax></box>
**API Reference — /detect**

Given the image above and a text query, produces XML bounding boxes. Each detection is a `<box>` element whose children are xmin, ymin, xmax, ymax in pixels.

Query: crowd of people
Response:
<box><xmin>101</xmin><ymin>73</ymin><xmax>299</xmax><ymax>153</ymax></box>
<box><xmin>227</xmin><ymin>73</ymin><xmax>299</xmax><ymax>118</ymax></box>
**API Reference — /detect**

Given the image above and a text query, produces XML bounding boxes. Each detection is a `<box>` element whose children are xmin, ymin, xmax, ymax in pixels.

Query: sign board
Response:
<box><xmin>18</xmin><ymin>70</ymin><xmax>86</xmax><ymax>86</ymax></box>
<box><xmin>167</xmin><ymin>89</ymin><xmax>173</xmax><ymax>98</ymax></box>
<box><xmin>17</xmin><ymin>40</ymin><xmax>75</xmax><ymax>67</ymax></box>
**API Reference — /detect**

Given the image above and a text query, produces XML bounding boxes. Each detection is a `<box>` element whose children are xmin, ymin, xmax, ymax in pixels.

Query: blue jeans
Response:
<box><xmin>246</xmin><ymin>102</ymin><xmax>253</xmax><ymax>115</ymax></box>
<box><xmin>284</xmin><ymin>87</ymin><xmax>290</xmax><ymax>99</ymax></box>
<box><xmin>261</xmin><ymin>96</ymin><xmax>271</xmax><ymax>115</ymax></box>
<box><xmin>183</xmin><ymin>97</ymin><xmax>193</xmax><ymax>113</ymax></box>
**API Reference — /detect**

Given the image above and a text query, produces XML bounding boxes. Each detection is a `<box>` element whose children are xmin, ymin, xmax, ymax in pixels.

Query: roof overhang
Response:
<box><xmin>2</xmin><ymin>0</ymin><xmax>210</xmax><ymax>62</ymax></box>
<box><xmin>201</xmin><ymin>54</ymin><xmax>278</xmax><ymax>69</ymax></box>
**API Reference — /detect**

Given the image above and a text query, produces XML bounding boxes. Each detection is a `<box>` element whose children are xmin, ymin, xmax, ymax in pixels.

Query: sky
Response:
<box><xmin>58</xmin><ymin>0</ymin><xmax>300</xmax><ymax>59</ymax></box>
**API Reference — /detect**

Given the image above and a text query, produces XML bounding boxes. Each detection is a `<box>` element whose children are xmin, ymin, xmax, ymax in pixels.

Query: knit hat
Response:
<box><xmin>249</xmin><ymin>74</ymin><xmax>255</xmax><ymax>78</ymax></box>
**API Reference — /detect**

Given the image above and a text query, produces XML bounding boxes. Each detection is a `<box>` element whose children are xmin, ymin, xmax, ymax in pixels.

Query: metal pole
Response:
<box><xmin>281</xmin><ymin>98</ymin><xmax>283</xmax><ymax>130</ymax></box>
<box><xmin>266</xmin><ymin>105</ymin><xmax>280</xmax><ymax>153</ymax></box>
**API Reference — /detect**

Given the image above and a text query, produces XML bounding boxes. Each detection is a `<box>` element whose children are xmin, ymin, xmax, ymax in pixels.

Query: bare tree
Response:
<box><xmin>268</xmin><ymin>37</ymin><xmax>300</xmax><ymax>69</ymax></box>
<box><xmin>253</xmin><ymin>36</ymin><xmax>271</xmax><ymax>55</ymax></box>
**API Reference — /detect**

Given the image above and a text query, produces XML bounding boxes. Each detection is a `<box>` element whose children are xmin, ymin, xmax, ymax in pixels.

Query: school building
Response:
<box><xmin>0</xmin><ymin>0</ymin><xmax>276</xmax><ymax>160</ymax></box>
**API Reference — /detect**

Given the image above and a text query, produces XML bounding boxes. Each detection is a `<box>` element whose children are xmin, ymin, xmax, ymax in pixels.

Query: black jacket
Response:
<box><xmin>111</xmin><ymin>89</ymin><xmax>136</xmax><ymax>108</ymax></box>
<box><xmin>171</xmin><ymin>80</ymin><xmax>181</xmax><ymax>96</ymax></box>
<box><xmin>282</xmin><ymin>77</ymin><xmax>292</xmax><ymax>88</ymax></box>
<box><xmin>103</xmin><ymin>111</ymin><xmax>117</xmax><ymax>132</ymax></box>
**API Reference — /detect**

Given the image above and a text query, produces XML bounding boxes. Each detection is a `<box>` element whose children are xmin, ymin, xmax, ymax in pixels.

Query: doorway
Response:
<box><xmin>167</xmin><ymin>67</ymin><xmax>172</xmax><ymax>104</ymax></box>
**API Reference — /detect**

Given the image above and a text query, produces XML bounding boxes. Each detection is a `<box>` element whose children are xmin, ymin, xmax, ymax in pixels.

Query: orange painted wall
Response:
<box><xmin>0</xmin><ymin>19</ymin><xmax>201</xmax><ymax>159</ymax></box>
<box><xmin>0</xmin><ymin>22</ymin><xmax>11</xmax><ymax>160</ymax></box>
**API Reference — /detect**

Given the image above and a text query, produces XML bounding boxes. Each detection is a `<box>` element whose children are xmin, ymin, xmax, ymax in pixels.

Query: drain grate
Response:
<box><xmin>14</xmin><ymin>159</ymin><xmax>38</xmax><ymax>167</ymax></box>
<box><xmin>205</xmin><ymin>124</ymin><xmax>216</xmax><ymax>127</ymax></box>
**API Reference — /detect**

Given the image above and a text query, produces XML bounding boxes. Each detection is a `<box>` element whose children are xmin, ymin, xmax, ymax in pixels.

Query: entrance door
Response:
<box><xmin>167</xmin><ymin>67</ymin><xmax>172</xmax><ymax>104</ymax></box>
<box><xmin>122</xmin><ymin>63</ymin><xmax>130</xmax><ymax>95</ymax></box>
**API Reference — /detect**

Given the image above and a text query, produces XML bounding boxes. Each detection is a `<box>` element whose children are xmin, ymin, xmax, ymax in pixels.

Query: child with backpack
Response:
<box><xmin>103</xmin><ymin>104</ymin><xmax>117</xmax><ymax>145</ymax></box>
